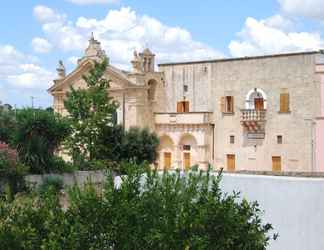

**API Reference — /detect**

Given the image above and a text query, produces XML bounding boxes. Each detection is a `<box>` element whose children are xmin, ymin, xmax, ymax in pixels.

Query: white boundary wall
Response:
<box><xmin>220</xmin><ymin>174</ymin><xmax>324</xmax><ymax>250</ymax></box>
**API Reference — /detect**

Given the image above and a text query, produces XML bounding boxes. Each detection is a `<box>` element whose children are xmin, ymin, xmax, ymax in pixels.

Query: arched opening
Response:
<box><xmin>245</xmin><ymin>88</ymin><xmax>267</xmax><ymax>110</ymax></box>
<box><xmin>147</xmin><ymin>79</ymin><xmax>157</xmax><ymax>101</ymax></box>
<box><xmin>179</xmin><ymin>134</ymin><xmax>198</xmax><ymax>171</ymax></box>
<box><xmin>158</xmin><ymin>135</ymin><xmax>174</xmax><ymax>170</ymax></box>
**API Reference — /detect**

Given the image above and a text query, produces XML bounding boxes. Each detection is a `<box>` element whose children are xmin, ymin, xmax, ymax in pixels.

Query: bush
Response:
<box><xmin>0</xmin><ymin>144</ymin><xmax>29</xmax><ymax>200</ymax></box>
<box><xmin>0</xmin><ymin>164</ymin><xmax>277</xmax><ymax>249</ymax></box>
<box><xmin>11</xmin><ymin>108</ymin><xmax>71</xmax><ymax>174</ymax></box>
<box><xmin>38</xmin><ymin>176</ymin><xmax>64</xmax><ymax>194</ymax></box>
<box><xmin>121</xmin><ymin>127</ymin><xmax>159</xmax><ymax>164</ymax></box>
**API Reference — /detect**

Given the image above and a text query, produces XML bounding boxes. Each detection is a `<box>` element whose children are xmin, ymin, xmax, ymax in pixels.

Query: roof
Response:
<box><xmin>158</xmin><ymin>50</ymin><xmax>322</xmax><ymax>67</ymax></box>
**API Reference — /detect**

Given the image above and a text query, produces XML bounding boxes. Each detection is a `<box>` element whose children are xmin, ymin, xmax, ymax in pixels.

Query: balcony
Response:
<box><xmin>154</xmin><ymin>112</ymin><xmax>213</xmax><ymax>125</ymax></box>
<box><xmin>241</xmin><ymin>109</ymin><xmax>266</xmax><ymax>134</ymax></box>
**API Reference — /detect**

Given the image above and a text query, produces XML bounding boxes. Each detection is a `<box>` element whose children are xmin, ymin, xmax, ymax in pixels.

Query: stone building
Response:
<box><xmin>48</xmin><ymin>35</ymin><xmax>324</xmax><ymax>172</ymax></box>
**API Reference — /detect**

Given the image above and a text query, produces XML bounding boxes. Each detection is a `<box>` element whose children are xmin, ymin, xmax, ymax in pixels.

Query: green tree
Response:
<box><xmin>0</xmin><ymin>108</ymin><xmax>16</xmax><ymax>144</ymax></box>
<box><xmin>64</xmin><ymin>59</ymin><xmax>118</xmax><ymax>163</ymax></box>
<box><xmin>121</xmin><ymin>127</ymin><xmax>159</xmax><ymax>164</ymax></box>
<box><xmin>11</xmin><ymin>108</ymin><xmax>71</xmax><ymax>174</ymax></box>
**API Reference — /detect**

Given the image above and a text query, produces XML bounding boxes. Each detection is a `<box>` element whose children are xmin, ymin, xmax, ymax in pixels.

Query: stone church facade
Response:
<box><xmin>49</xmin><ymin>35</ymin><xmax>324</xmax><ymax>172</ymax></box>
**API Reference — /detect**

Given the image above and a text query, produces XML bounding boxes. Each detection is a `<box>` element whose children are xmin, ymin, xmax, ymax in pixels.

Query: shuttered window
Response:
<box><xmin>280</xmin><ymin>93</ymin><xmax>290</xmax><ymax>113</ymax></box>
<box><xmin>221</xmin><ymin>96</ymin><xmax>234</xmax><ymax>113</ymax></box>
<box><xmin>177</xmin><ymin>101</ymin><xmax>189</xmax><ymax>113</ymax></box>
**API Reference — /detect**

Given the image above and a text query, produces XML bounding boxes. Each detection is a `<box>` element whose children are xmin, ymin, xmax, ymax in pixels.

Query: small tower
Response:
<box><xmin>139</xmin><ymin>48</ymin><xmax>155</xmax><ymax>73</ymax></box>
<box><xmin>56</xmin><ymin>60</ymin><xmax>66</xmax><ymax>79</ymax></box>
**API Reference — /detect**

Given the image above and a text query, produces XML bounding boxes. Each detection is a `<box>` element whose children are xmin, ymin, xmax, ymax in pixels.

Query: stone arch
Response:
<box><xmin>245</xmin><ymin>88</ymin><xmax>268</xmax><ymax>109</ymax></box>
<box><xmin>179</xmin><ymin>133</ymin><xmax>198</xmax><ymax>170</ymax></box>
<box><xmin>147</xmin><ymin>79</ymin><xmax>158</xmax><ymax>101</ymax></box>
<box><xmin>158</xmin><ymin>134</ymin><xmax>175</xmax><ymax>170</ymax></box>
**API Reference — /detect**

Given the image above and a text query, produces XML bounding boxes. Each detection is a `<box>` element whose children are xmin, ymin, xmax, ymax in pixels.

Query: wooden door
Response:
<box><xmin>254</xmin><ymin>98</ymin><xmax>264</xmax><ymax>110</ymax></box>
<box><xmin>164</xmin><ymin>152</ymin><xmax>172</xmax><ymax>170</ymax></box>
<box><xmin>227</xmin><ymin>154</ymin><xmax>235</xmax><ymax>172</ymax></box>
<box><xmin>184</xmin><ymin>152</ymin><xmax>191</xmax><ymax>170</ymax></box>
<box><xmin>272</xmin><ymin>156</ymin><xmax>281</xmax><ymax>172</ymax></box>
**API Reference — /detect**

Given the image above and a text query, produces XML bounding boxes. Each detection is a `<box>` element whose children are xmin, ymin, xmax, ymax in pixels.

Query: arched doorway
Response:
<box><xmin>179</xmin><ymin>134</ymin><xmax>198</xmax><ymax>171</ymax></box>
<box><xmin>245</xmin><ymin>88</ymin><xmax>267</xmax><ymax>110</ymax></box>
<box><xmin>158</xmin><ymin>135</ymin><xmax>174</xmax><ymax>170</ymax></box>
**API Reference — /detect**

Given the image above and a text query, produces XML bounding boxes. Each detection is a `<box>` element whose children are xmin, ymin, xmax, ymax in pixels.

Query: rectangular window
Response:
<box><xmin>280</xmin><ymin>93</ymin><xmax>290</xmax><ymax>113</ymax></box>
<box><xmin>277</xmin><ymin>135</ymin><xmax>283</xmax><ymax>144</ymax></box>
<box><xmin>221</xmin><ymin>96</ymin><xmax>234</xmax><ymax>113</ymax></box>
<box><xmin>177</xmin><ymin>101</ymin><xmax>189</xmax><ymax>113</ymax></box>
<box><xmin>183</xmin><ymin>145</ymin><xmax>191</xmax><ymax>151</ymax></box>
<box><xmin>183</xmin><ymin>85</ymin><xmax>188</xmax><ymax>92</ymax></box>
<box><xmin>230</xmin><ymin>135</ymin><xmax>235</xmax><ymax>144</ymax></box>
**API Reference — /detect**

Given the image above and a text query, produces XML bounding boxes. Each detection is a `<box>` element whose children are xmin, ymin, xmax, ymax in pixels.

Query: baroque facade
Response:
<box><xmin>49</xmin><ymin>35</ymin><xmax>324</xmax><ymax>172</ymax></box>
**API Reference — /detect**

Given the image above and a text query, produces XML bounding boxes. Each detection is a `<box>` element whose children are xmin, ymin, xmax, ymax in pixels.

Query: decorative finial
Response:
<box><xmin>90</xmin><ymin>32</ymin><xmax>95</xmax><ymax>41</ymax></box>
<box><xmin>56</xmin><ymin>60</ymin><xmax>66</xmax><ymax>79</ymax></box>
<box><xmin>131</xmin><ymin>49</ymin><xmax>142</xmax><ymax>73</ymax></box>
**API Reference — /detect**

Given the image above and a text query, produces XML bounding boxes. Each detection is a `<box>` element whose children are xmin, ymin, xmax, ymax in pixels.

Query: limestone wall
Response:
<box><xmin>159</xmin><ymin>53</ymin><xmax>321</xmax><ymax>171</ymax></box>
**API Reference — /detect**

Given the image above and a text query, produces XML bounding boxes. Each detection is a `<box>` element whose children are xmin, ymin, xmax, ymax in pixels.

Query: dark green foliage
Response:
<box><xmin>38</xmin><ymin>176</ymin><xmax>64</xmax><ymax>194</ymax></box>
<box><xmin>0</xmin><ymin>164</ymin><xmax>276</xmax><ymax>249</ymax></box>
<box><xmin>0</xmin><ymin>147</ymin><xmax>29</xmax><ymax>200</ymax></box>
<box><xmin>0</xmin><ymin>108</ymin><xmax>16</xmax><ymax>144</ymax></box>
<box><xmin>11</xmin><ymin>109</ymin><xmax>71</xmax><ymax>174</ymax></box>
<box><xmin>64</xmin><ymin>58</ymin><xmax>119</xmax><ymax>163</ymax></box>
<box><xmin>96</xmin><ymin>126</ymin><xmax>160</xmax><ymax>167</ymax></box>
<box><xmin>121</xmin><ymin>127</ymin><xmax>159</xmax><ymax>164</ymax></box>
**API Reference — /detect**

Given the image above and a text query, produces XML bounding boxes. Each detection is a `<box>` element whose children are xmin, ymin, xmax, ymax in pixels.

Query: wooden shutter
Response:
<box><xmin>164</xmin><ymin>152</ymin><xmax>172</xmax><ymax>170</ymax></box>
<box><xmin>177</xmin><ymin>102</ymin><xmax>183</xmax><ymax>112</ymax></box>
<box><xmin>227</xmin><ymin>96</ymin><xmax>234</xmax><ymax>113</ymax></box>
<box><xmin>272</xmin><ymin>156</ymin><xmax>281</xmax><ymax>172</ymax></box>
<box><xmin>184</xmin><ymin>101</ymin><xmax>189</xmax><ymax>112</ymax></box>
<box><xmin>227</xmin><ymin>154</ymin><xmax>235</xmax><ymax>171</ymax></box>
<box><xmin>220</xmin><ymin>97</ymin><xmax>225</xmax><ymax>113</ymax></box>
<box><xmin>280</xmin><ymin>93</ymin><xmax>290</xmax><ymax>113</ymax></box>
<box><xmin>184</xmin><ymin>152</ymin><xmax>191</xmax><ymax>170</ymax></box>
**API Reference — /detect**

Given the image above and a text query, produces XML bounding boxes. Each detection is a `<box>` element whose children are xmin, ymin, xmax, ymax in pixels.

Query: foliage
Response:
<box><xmin>0</xmin><ymin>108</ymin><xmax>16</xmax><ymax>144</ymax></box>
<box><xmin>0</xmin><ymin>164</ymin><xmax>277</xmax><ymax>249</ymax></box>
<box><xmin>96</xmin><ymin>125</ymin><xmax>160</xmax><ymax>167</ymax></box>
<box><xmin>0</xmin><ymin>144</ymin><xmax>29</xmax><ymax>200</ymax></box>
<box><xmin>121</xmin><ymin>127</ymin><xmax>159</xmax><ymax>164</ymax></box>
<box><xmin>11</xmin><ymin>108</ymin><xmax>71</xmax><ymax>174</ymax></box>
<box><xmin>64</xmin><ymin>58</ymin><xmax>119</xmax><ymax>163</ymax></box>
<box><xmin>38</xmin><ymin>176</ymin><xmax>64</xmax><ymax>194</ymax></box>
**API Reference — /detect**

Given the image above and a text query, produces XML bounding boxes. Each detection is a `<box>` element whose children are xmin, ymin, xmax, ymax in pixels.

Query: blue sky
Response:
<box><xmin>0</xmin><ymin>0</ymin><xmax>324</xmax><ymax>108</ymax></box>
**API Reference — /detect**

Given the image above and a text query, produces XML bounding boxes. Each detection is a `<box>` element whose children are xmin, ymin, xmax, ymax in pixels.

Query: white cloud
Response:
<box><xmin>0</xmin><ymin>44</ymin><xmax>54</xmax><ymax>90</ymax></box>
<box><xmin>66</xmin><ymin>0</ymin><xmax>119</xmax><ymax>5</ymax></box>
<box><xmin>34</xmin><ymin>6</ymin><xmax>223</xmax><ymax>68</ymax></box>
<box><xmin>32</xmin><ymin>37</ymin><xmax>53</xmax><ymax>53</ymax></box>
<box><xmin>278</xmin><ymin>0</ymin><xmax>324</xmax><ymax>20</ymax></box>
<box><xmin>229</xmin><ymin>16</ymin><xmax>322</xmax><ymax>57</ymax></box>
<box><xmin>68</xmin><ymin>56</ymin><xmax>79</xmax><ymax>65</ymax></box>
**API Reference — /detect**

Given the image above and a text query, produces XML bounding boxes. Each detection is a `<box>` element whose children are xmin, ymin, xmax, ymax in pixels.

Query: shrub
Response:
<box><xmin>0</xmin><ymin>164</ymin><xmax>277</xmax><ymax>249</ymax></box>
<box><xmin>11</xmin><ymin>108</ymin><xmax>71</xmax><ymax>174</ymax></box>
<box><xmin>0</xmin><ymin>144</ymin><xmax>29</xmax><ymax>200</ymax></box>
<box><xmin>121</xmin><ymin>127</ymin><xmax>159</xmax><ymax>165</ymax></box>
<box><xmin>38</xmin><ymin>176</ymin><xmax>64</xmax><ymax>194</ymax></box>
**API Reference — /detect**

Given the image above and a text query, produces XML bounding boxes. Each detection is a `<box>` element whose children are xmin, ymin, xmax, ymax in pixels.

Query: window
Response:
<box><xmin>183</xmin><ymin>145</ymin><xmax>191</xmax><ymax>151</ymax></box>
<box><xmin>221</xmin><ymin>96</ymin><xmax>234</xmax><ymax>113</ymax></box>
<box><xmin>277</xmin><ymin>135</ymin><xmax>283</xmax><ymax>144</ymax></box>
<box><xmin>183</xmin><ymin>85</ymin><xmax>188</xmax><ymax>92</ymax></box>
<box><xmin>177</xmin><ymin>101</ymin><xmax>189</xmax><ymax>113</ymax></box>
<box><xmin>230</xmin><ymin>135</ymin><xmax>235</xmax><ymax>144</ymax></box>
<box><xmin>280</xmin><ymin>93</ymin><xmax>290</xmax><ymax>113</ymax></box>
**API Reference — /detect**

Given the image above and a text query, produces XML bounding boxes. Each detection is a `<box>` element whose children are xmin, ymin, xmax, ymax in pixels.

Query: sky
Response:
<box><xmin>1</xmin><ymin>0</ymin><xmax>324</xmax><ymax>108</ymax></box>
